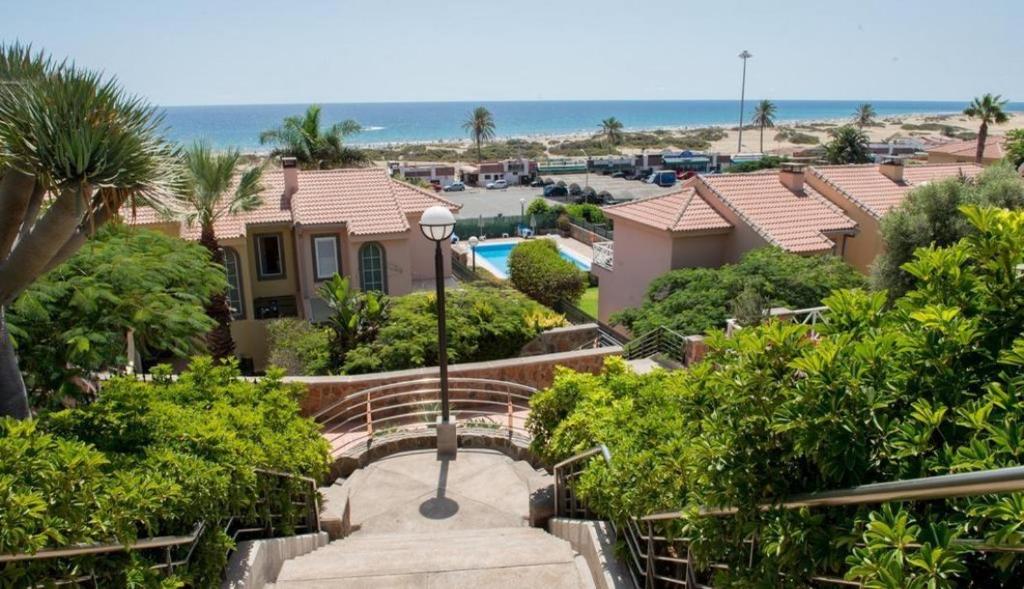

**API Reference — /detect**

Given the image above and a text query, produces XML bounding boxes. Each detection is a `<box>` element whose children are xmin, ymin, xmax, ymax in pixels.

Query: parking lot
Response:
<box><xmin>444</xmin><ymin>173</ymin><xmax>680</xmax><ymax>218</ymax></box>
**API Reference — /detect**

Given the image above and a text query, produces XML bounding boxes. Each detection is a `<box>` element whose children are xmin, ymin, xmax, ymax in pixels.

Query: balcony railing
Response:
<box><xmin>592</xmin><ymin>241</ymin><xmax>614</xmax><ymax>271</ymax></box>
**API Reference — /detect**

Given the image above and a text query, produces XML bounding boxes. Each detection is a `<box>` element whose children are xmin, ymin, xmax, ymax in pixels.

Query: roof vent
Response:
<box><xmin>779</xmin><ymin>162</ymin><xmax>806</xmax><ymax>193</ymax></box>
<box><xmin>879</xmin><ymin>156</ymin><xmax>904</xmax><ymax>183</ymax></box>
<box><xmin>281</xmin><ymin>157</ymin><xmax>299</xmax><ymax>210</ymax></box>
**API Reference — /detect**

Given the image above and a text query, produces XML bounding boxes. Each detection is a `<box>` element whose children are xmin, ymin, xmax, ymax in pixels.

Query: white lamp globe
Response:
<box><xmin>419</xmin><ymin>206</ymin><xmax>456</xmax><ymax>242</ymax></box>
<box><xmin>468</xmin><ymin>236</ymin><xmax>479</xmax><ymax>247</ymax></box>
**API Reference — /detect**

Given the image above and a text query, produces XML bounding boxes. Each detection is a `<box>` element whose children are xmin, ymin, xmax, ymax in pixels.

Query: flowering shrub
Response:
<box><xmin>531</xmin><ymin>207</ymin><xmax>1024</xmax><ymax>586</ymax></box>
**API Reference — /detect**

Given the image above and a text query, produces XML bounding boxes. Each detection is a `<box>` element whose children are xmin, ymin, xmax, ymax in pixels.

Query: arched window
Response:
<box><xmin>223</xmin><ymin>247</ymin><xmax>245</xmax><ymax>320</ymax></box>
<box><xmin>359</xmin><ymin>242</ymin><xmax>387</xmax><ymax>293</ymax></box>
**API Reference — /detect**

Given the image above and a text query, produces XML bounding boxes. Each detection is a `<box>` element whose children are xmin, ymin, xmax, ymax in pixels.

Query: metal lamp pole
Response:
<box><xmin>432</xmin><ymin>240</ymin><xmax>449</xmax><ymax>423</ymax></box>
<box><xmin>468</xmin><ymin>236</ymin><xmax>479</xmax><ymax>272</ymax></box>
<box><xmin>737</xmin><ymin>50</ymin><xmax>752</xmax><ymax>153</ymax></box>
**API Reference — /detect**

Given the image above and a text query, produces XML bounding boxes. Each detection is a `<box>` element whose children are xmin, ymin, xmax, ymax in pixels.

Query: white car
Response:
<box><xmin>486</xmin><ymin>179</ymin><xmax>508</xmax><ymax>190</ymax></box>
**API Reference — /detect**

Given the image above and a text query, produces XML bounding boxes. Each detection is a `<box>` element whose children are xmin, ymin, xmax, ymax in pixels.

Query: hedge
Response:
<box><xmin>507</xmin><ymin>240</ymin><xmax>587</xmax><ymax>308</ymax></box>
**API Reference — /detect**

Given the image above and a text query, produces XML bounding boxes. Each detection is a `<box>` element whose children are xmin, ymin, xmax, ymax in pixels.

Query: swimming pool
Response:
<box><xmin>471</xmin><ymin>241</ymin><xmax>591</xmax><ymax>279</ymax></box>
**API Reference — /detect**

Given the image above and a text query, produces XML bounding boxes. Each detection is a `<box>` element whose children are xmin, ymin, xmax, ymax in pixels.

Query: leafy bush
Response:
<box><xmin>1006</xmin><ymin>128</ymin><xmax>1024</xmax><ymax>168</ymax></box>
<box><xmin>564</xmin><ymin>203</ymin><xmax>606</xmax><ymax>224</ymax></box>
<box><xmin>267</xmin><ymin>319</ymin><xmax>331</xmax><ymax>376</ymax></box>
<box><xmin>873</xmin><ymin>163</ymin><xmax>1024</xmax><ymax>298</ymax></box>
<box><xmin>532</xmin><ymin>206</ymin><xmax>1024</xmax><ymax>586</ymax></box>
<box><xmin>507</xmin><ymin>240</ymin><xmax>587</xmax><ymax>308</ymax></box>
<box><xmin>825</xmin><ymin>125</ymin><xmax>872</xmax><ymax>164</ymax></box>
<box><xmin>724</xmin><ymin>155</ymin><xmax>787</xmax><ymax>173</ymax></box>
<box><xmin>774</xmin><ymin>128</ymin><xmax>820</xmax><ymax>144</ymax></box>
<box><xmin>8</xmin><ymin>226</ymin><xmax>224</xmax><ymax>410</ymax></box>
<box><xmin>0</xmin><ymin>358</ymin><xmax>329</xmax><ymax>586</ymax></box>
<box><xmin>614</xmin><ymin>247</ymin><xmax>865</xmax><ymax>335</ymax></box>
<box><xmin>341</xmin><ymin>285</ymin><xmax>564</xmax><ymax>374</ymax></box>
<box><xmin>526</xmin><ymin>197</ymin><xmax>551</xmax><ymax>216</ymax></box>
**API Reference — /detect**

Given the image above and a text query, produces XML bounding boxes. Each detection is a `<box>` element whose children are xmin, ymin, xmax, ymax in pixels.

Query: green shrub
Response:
<box><xmin>532</xmin><ymin>206</ymin><xmax>1024</xmax><ymax>586</ymax></box>
<box><xmin>564</xmin><ymin>203</ymin><xmax>606</xmax><ymax>224</ymax></box>
<box><xmin>0</xmin><ymin>358</ymin><xmax>329</xmax><ymax>587</ymax></box>
<box><xmin>341</xmin><ymin>285</ymin><xmax>564</xmax><ymax>374</ymax></box>
<box><xmin>613</xmin><ymin>247</ymin><xmax>864</xmax><ymax>335</ymax></box>
<box><xmin>267</xmin><ymin>319</ymin><xmax>331</xmax><ymax>375</ymax></box>
<box><xmin>724</xmin><ymin>155</ymin><xmax>787</xmax><ymax>173</ymax></box>
<box><xmin>507</xmin><ymin>240</ymin><xmax>587</xmax><ymax>308</ymax></box>
<box><xmin>526</xmin><ymin>197</ymin><xmax>551</xmax><ymax>216</ymax></box>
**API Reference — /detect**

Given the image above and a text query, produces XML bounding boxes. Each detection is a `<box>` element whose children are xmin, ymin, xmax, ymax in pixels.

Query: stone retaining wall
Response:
<box><xmin>519</xmin><ymin>323</ymin><xmax>600</xmax><ymax>356</ymax></box>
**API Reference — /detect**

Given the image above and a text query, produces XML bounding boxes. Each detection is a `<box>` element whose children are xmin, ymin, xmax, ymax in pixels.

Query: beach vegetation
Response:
<box><xmin>507</xmin><ymin>240</ymin><xmax>587</xmax><ymax>308</ymax></box>
<box><xmin>0</xmin><ymin>358</ymin><xmax>329</xmax><ymax>586</ymax></box>
<box><xmin>599</xmin><ymin>117</ymin><xmax>625</xmax><ymax>147</ymax></box>
<box><xmin>725</xmin><ymin>155</ymin><xmax>787</xmax><ymax>173</ymax></box>
<box><xmin>173</xmin><ymin>142</ymin><xmax>265</xmax><ymax>360</ymax></box>
<box><xmin>773</xmin><ymin>127</ymin><xmax>819</xmax><ymax>144</ymax></box>
<box><xmin>825</xmin><ymin>125</ymin><xmax>872</xmax><ymax>164</ymax></box>
<box><xmin>530</xmin><ymin>207</ymin><xmax>1024</xmax><ymax>586</ymax></box>
<box><xmin>873</xmin><ymin>162</ymin><xmax>1024</xmax><ymax>298</ymax></box>
<box><xmin>259</xmin><ymin>104</ymin><xmax>368</xmax><ymax>169</ymax></box>
<box><xmin>751</xmin><ymin>99</ymin><xmax>777</xmax><ymax>152</ymax></box>
<box><xmin>853</xmin><ymin>102</ymin><xmax>877</xmax><ymax>127</ymax></box>
<box><xmin>7</xmin><ymin>226</ymin><xmax>223</xmax><ymax>411</ymax></box>
<box><xmin>462</xmin><ymin>106</ymin><xmax>496</xmax><ymax>162</ymax></box>
<box><xmin>612</xmin><ymin>247</ymin><xmax>864</xmax><ymax>335</ymax></box>
<box><xmin>363</xmin><ymin>143</ymin><xmax>463</xmax><ymax>162</ymax></box>
<box><xmin>963</xmin><ymin>93</ymin><xmax>1010</xmax><ymax>163</ymax></box>
<box><xmin>0</xmin><ymin>44</ymin><xmax>178</xmax><ymax>419</ymax></box>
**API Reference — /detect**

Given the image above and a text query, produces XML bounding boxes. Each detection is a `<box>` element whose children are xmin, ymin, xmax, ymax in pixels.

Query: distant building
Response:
<box><xmin>459</xmin><ymin>158</ymin><xmax>537</xmax><ymax>185</ymax></box>
<box><xmin>389</xmin><ymin>162</ymin><xmax>456</xmax><ymax>186</ymax></box>
<box><xmin>131</xmin><ymin>160</ymin><xmax>461</xmax><ymax>370</ymax></box>
<box><xmin>927</xmin><ymin>136</ymin><xmax>1006</xmax><ymax>165</ymax></box>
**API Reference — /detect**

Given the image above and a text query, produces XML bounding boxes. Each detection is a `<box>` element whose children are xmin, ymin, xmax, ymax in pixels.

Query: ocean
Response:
<box><xmin>160</xmin><ymin>100</ymin><xmax>1024</xmax><ymax>151</ymax></box>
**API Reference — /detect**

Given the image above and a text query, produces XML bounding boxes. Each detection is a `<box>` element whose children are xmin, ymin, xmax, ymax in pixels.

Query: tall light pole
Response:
<box><xmin>737</xmin><ymin>50</ymin><xmax>752</xmax><ymax>153</ymax></box>
<box><xmin>419</xmin><ymin>206</ymin><xmax>457</xmax><ymax>457</ymax></box>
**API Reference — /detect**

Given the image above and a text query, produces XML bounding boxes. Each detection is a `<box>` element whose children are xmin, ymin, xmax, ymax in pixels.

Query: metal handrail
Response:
<box><xmin>552</xmin><ymin>442</ymin><xmax>1024</xmax><ymax>588</ymax></box>
<box><xmin>0</xmin><ymin>468</ymin><xmax>321</xmax><ymax>583</ymax></box>
<box><xmin>623</xmin><ymin>325</ymin><xmax>689</xmax><ymax>363</ymax></box>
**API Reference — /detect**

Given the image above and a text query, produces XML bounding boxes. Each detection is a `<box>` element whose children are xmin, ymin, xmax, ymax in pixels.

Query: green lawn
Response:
<box><xmin>578</xmin><ymin>286</ymin><xmax>599</xmax><ymax>318</ymax></box>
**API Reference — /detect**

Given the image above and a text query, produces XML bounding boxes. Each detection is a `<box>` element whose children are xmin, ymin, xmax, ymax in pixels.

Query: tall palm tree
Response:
<box><xmin>462</xmin><ymin>106</ymin><xmax>496</xmax><ymax>162</ymax></box>
<box><xmin>259</xmin><ymin>105</ymin><xmax>366</xmax><ymax>169</ymax></box>
<box><xmin>175</xmin><ymin>142</ymin><xmax>264</xmax><ymax>360</ymax></box>
<box><xmin>751</xmin><ymin>100</ymin><xmax>777</xmax><ymax>153</ymax></box>
<box><xmin>963</xmin><ymin>93</ymin><xmax>1009</xmax><ymax>164</ymax></box>
<box><xmin>599</xmin><ymin>117</ymin><xmax>625</xmax><ymax>147</ymax></box>
<box><xmin>852</xmin><ymin>103</ymin><xmax>877</xmax><ymax>128</ymax></box>
<box><xmin>0</xmin><ymin>44</ymin><xmax>177</xmax><ymax>418</ymax></box>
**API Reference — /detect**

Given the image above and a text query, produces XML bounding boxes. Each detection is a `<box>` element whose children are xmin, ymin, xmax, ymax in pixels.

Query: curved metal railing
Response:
<box><xmin>553</xmin><ymin>444</ymin><xmax>1024</xmax><ymax>588</ymax></box>
<box><xmin>314</xmin><ymin>377</ymin><xmax>538</xmax><ymax>457</ymax></box>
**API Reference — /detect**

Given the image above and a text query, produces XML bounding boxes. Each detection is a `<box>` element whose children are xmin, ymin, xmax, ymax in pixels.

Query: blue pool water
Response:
<box><xmin>472</xmin><ymin>241</ymin><xmax>590</xmax><ymax>279</ymax></box>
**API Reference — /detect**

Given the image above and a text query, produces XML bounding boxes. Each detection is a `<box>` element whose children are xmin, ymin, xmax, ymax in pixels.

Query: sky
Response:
<box><xmin>3</xmin><ymin>0</ymin><xmax>1022</xmax><ymax>106</ymax></box>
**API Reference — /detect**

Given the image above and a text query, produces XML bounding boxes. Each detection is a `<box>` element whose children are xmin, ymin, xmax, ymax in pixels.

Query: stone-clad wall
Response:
<box><xmin>519</xmin><ymin>324</ymin><xmax>600</xmax><ymax>356</ymax></box>
<box><xmin>289</xmin><ymin>346</ymin><xmax>621</xmax><ymax>417</ymax></box>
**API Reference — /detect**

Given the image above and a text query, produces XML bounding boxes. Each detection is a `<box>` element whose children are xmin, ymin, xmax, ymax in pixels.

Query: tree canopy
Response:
<box><xmin>853</xmin><ymin>102</ymin><xmax>877</xmax><ymax>127</ymax></box>
<box><xmin>599</xmin><ymin>117</ymin><xmax>624</xmax><ymax>147</ymax></box>
<box><xmin>824</xmin><ymin>124</ymin><xmax>872</xmax><ymax>164</ymax></box>
<box><xmin>462</xmin><ymin>106</ymin><xmax>496</xmax><ymax>162</ymax></box>
<box><xmin>964</xmin><ymin>93</ymin><xmax>1009</xmax><ymax>164</ymax></box>
<box><xmin>259</xmin><ymin>104</ymin><xmax>367</xmax><ymax>169</ymax></box>
<box><xmin>751</xmin><ymin>99</ymin><xmax>777</xmax><ymax>152</ymax></box>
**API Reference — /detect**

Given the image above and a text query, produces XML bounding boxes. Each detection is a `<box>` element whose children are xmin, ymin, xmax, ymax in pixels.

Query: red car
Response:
<box><xmin>675</xmin><ymin>170</ymin><xmax>698</xmax><ymax>180</ymax></box>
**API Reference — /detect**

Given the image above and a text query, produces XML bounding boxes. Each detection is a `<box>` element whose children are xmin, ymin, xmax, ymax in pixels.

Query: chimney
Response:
<box><xmin>281</xmin><ymin>157</ymin><xmax>298</xmax><ymax>210</ymax></box>
<box><xmin>779</xmin><ymin>162</ymin><xmax>806</xmax><ymax>193</ymax></box>
<box><xmin>879</xmin><ymin>156</ymin><xmax>904</xmax><ymax>183</ymax></box>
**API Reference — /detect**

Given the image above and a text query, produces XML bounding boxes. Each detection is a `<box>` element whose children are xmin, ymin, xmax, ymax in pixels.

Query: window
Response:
<box><xmin>359</xmin><ymin>242</ymin><xmax>387</xmax><ymax>293</ymax></box>
<box><xmin>255</xmin><ymin>233</ymin><xmax>284</xmax><ymax>279</ymax></box>
<box><xmin>312</xmin><ymin>235</ymin><xmax>340</xmax><ymax>280</ymax></box>
<box><xmin>223</xmin><ymin>247</ymin><xmax>245</xmax><ymax>320</ymax></box>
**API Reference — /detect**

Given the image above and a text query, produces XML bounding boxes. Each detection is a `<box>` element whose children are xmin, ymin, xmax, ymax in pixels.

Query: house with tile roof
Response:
<box><xmin>592</xmin><ymin>165</ymin><xmax>858</xmax><ymax>323</ymax></box>
<box><xmin>927</xmin><ymin>136</ymin><xmax>1006</xmax><ymax>166</ymax></box>
<box><xmin>131</xmin><ymin>158</ymin><xmax>461</xmax><ymax>370</ymax></box>
<box><xmin>806</xmin><ymin>160</ymin><xmax>983</xmax><ymax>271</ymax></box>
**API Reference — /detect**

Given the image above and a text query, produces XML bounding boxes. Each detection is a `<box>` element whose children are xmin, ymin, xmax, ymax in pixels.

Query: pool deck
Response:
<box><xmin>454</xmin><ymin>235</ymin><xmax>593</xmax><ymax>280</ymax></box>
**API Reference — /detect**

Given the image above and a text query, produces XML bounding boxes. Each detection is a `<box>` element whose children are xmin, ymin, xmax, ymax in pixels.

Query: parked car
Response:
<box><xmin>529</xmin><ymin>178</ymin><xmax>545</xmax><ymax>187</ymax></box>
<box><xmin>611</xmin><ymin>171</ymin><xmax>626</xmax><ymax>178</ymax></box>
<box><xmin>543</xmin><ymin>185</ymin><xmax>568</xmax><ymax>197</ymax></box>
<box><xmin>647</xmin><ymin>170</ymin><xmax>677</xmax><ymax>187</ymax></box>
<box><xmin>486</xmin><ymin>179</ymin><xmax>508</xmax><ymax>189</ymax></box>
<box><xmin>429</xmin><ymin>179</ymin><xmax>443</xmax><ymax>192</ymax></box>
<box><xmin>443</xmin><ymin>181</ymin><xmax>465</xmax><ymax>192</ymax></box>
<box><xmin>633</xmin><ymin>168</ymin><xmax>653</xmax><ymax>181</ymax></box>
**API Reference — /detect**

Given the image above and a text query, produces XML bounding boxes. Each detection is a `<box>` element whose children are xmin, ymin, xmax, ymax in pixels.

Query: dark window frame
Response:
<box><xmin>222</xmin><ymin>246</ymin><xmax>246</xmax><ymax>320</ymax></box>
<box><xmin>254</xmin><ymin>232</ymin><xmax>286</xmax><ymax>280</ymax></box>
<box><xmin>311</xmin><ymin>234</ymin><xmax>342</xmax><ymax>281</ymax></box>
<box><xmin>358</xmin><ymin>242</ymin><xmax>388</xmax><ymax>294</ymax></box>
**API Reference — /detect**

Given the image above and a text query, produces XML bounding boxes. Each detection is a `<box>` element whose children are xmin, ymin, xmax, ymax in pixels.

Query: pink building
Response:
<box><xmin>131</xmin><ymin>159</ymin><xmax>461</xmax><ymax>369</ymax></box>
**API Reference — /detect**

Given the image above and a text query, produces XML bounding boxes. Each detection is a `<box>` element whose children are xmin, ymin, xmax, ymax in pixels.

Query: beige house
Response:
<box><xmin>132</xmin><ymin>160</ymin><xmax>461</xmax><ymax>370</ymax></box>
<box><xmin>927</xmin><ymin>136</ymin><xmax>1005</xmax><ymax>166</ymax></box>
<box><xmin>594</xmin><ymin>165</ymin><xmax>857</xmax><ymax>323</ymax></box>
<box><xmin>806</xmin><ymin>161</ymin><xmax>983</xmax><ymax>271</ymax></box>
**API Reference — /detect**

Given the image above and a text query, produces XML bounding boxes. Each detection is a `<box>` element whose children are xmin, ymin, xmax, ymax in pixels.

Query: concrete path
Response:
<box><xmin>276</xmin><ymin>450</ymin><xmax>592</xmax><ymax>588</ymax></box>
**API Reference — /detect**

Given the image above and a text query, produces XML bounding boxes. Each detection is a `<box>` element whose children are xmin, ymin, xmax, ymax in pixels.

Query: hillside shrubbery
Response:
<box><xmin>0</xmin><ymin>358</ymin><xmax>329</xmax><ymax>587</ymax></box>
<box><xmin>613</xmin><ymin>247</ymin><xmax>865</xmax><ymax>336</ymax></box>
<box><xmin>530</xmin><ymin>206</ymin><xmax>1024</xmax><ymax>586</ymax></box>
<box><xmin>507</xmin><ymin>240</ymin><xmax>587</xmax><ymax>308</ymax></box>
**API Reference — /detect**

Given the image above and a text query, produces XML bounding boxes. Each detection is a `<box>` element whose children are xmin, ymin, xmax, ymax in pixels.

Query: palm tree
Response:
<box><xmin>462</xmin><ymin>106</ymin><xmax>496</xmax><ymax>162</ymax></box>
<box><xmin>259</xmin><ymin>105</ymin><xmax>366</xmax><ymax>169</ymax></box>
<box><xmin>825</xmin><ymin>125</ymin><xmax>872</xmax><ymax>164</ymax></box>
<box><xmin>751</xmin><ymin>100</ymin><xmax>777</xmax><ymax>153</ymax></box>
<box><xmin>963</xmin><ymin>93</ymin><xmax>1009</xmax><ymax>164</ymax></box>
<box><xmin>599</xmin><ymin>117</ymin><xmax>625</xmax><ymax>147</ymax></box>
<box><xmin>853</xmin><ymin>103</ymin><xmax>877</xmax><ymax>128</ymax></box>
<box><xmin>175</xmin><ymin>142</ymin><xmax>265</xmax><ymax>360</ymax></box>
<box><xmin>0</xmin><ymin>44</ymin><xmax>178</xmax><ymax>418</ymax></box>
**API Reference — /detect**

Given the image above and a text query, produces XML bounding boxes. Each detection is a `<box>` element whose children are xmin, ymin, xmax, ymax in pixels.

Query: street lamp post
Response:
<box><xmin>737</xmin><ymin>50</ymin><xmax>752</xmax><ymax>153</ymax></box>
<box><xmin>520</xmin><ymin>198</ymin><xmax>525</xmax><ymax>218</ymax></box>
<box><xmin>468</xmin><ymin>235</ymin><xmax>479</xmax><ymax>272</ymax></box>
<box><xmin>419</xmin><ymin>206</ymin><xmax>458</xmax><ymax>457</ymax></box>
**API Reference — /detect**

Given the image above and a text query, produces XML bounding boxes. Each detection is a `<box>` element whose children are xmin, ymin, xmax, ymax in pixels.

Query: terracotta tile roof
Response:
<box><xmin>699</xmin><ymin>172</ymin><xmax>857</xmax><ymax>254</ymax></box>
<box><xmin>808</xmin><ymin>163</ymin><xmax>983</xmax><ymax>219</ymax></box>
<box><xmin>604</xmin><ymin>187</ymin><xmax>732</xmax><ymax>233</ymax></box>
<box><xmin>927</xmin><ymin>136</ymin><xmax>1005</xmax><ymax>160</ymax></box>
<box><xmin>128</xmin><ymin>167</ymin><xmax>460</xmax><ymax>239</ymax></box>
